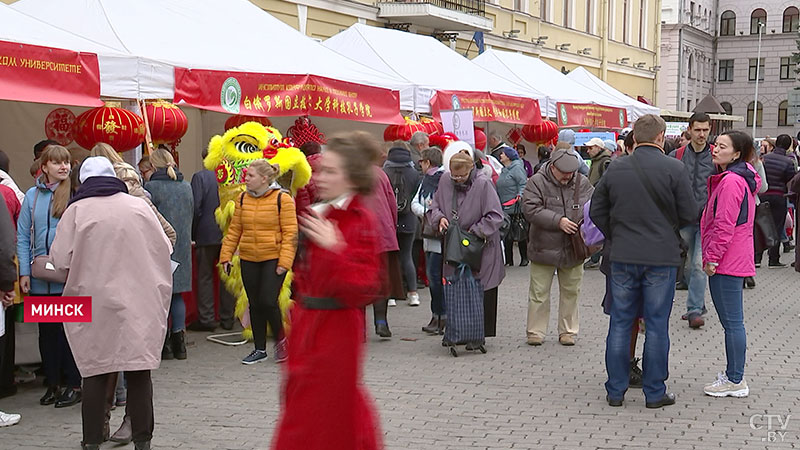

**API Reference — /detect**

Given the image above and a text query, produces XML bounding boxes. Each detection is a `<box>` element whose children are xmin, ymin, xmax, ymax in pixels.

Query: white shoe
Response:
<box><xmin>387</xmin><ymin>299</ymin><xmax>397</xmax><ymax>307</ymax></box>
<box><xmin>703</xmin><ymin>372</ymin><xmax>749</xmax><ymax>397</ymax></box>
<box><xmin>408</xmin><ymin>293</ymin><xmax>420</xmax><ymax>306</ymax></box>
<box><xmin>0</xmin><ymin>411</ymin><xmax>21</xmax><ymax>427</ymax></box>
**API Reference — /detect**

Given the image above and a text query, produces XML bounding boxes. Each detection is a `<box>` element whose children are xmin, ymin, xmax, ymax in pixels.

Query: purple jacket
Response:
<box><xmin>701</xmin><ymin>162</ymin><xmax>761</xmax><ymax>277</ymax></box>
<box><xmin>365</xmin><ymin>167</ymin><xmax>399</xmax><ymax>253</ymax></box>
<box><xmin>429</xmin><ymin>170</ymin><xmax>505</xmax><ymax>290</ymax></box>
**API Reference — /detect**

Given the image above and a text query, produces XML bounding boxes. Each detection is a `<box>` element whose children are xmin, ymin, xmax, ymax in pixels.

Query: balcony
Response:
<box><xmin>378</xmin><ymin>0</ymin><xmax>493</xmax><ymax>32</ymax></box>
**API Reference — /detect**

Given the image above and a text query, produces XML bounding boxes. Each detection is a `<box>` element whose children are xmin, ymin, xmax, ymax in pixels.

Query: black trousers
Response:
<box><xmin>83</xmin><ymin>370</ymin><xmax>153</xmax><ymax>445</ymax></box>
<box><xmin>241</xmin><ymin>259</ymin><xmax>286</xmax><ymax>350</ymax></box>
<box><xmin>760</xmin><ymin>195</ymin><xmax>787</xmax><ymax>264</ymax></box>
<box><xmin>0</xmin><ymin>304</ymin><xmax>15</xmax><ymax>391</ymax></box>
<box><xmin>39</xmin><ymin>322</ymin><xmax>81</xmax><ymax>388</ymax></box>
<box><xmin>195</xmin><ymin>245</ymin><xmax>235</xmax><ymax>326</ymax></box>
<box><xmin>484</xmin><ymin>288</ymin><xmax>498</xmax><ymax>338</ymax></box>
<box><xmin>503</xmin><ymin>236</ymin><xmax>528</xmax><ymax>265</ymax></box>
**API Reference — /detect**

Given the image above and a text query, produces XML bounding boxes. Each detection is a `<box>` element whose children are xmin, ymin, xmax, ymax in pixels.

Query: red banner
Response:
<box><xmin>0</xmin><ymin>40</ymin><xmax>101</xmax><ymax>107</ymax></box>
<box><xmin>174</xmin><ymin>68</ymin><xmax>403</xmax><ymax>124</ymax></box>
<box><xmin>556</xmin><ymin>102</ymin><xmax>629</xmax><ymax>129</ymax></box>
<box><xmin>430</xmin><ymin>91</ymin><xmax>541</xmax><ymax>125</ymax></box>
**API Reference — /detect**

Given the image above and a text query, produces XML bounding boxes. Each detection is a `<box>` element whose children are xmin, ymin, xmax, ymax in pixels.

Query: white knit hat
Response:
<box><xmin>79</xmin><ymin>156</ymin><xmax>116</xmax><ymax>183</ymax></box>
<box><xmin>442</xmin><ymin>141</ymin><xmax>474</xmax><ymax>171</ymax></box>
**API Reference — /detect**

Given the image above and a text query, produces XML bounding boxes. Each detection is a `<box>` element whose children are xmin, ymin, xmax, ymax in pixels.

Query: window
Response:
<box><xmin>586</xmin><ymin>0</ymin><xmax>593</xmax><ymax>34</ymax></box>
<box><xmin>514</xmin><ymin>0</ymin><xmax>523</xmax><ymax>11</ymax></box>
<box><xmin>751</xmin><ymin>9</ymin><xmax>766</xmax><ymax>35</ymax></box>
<box><xmin>688</xmin><ymin>54</ymin><xmax>694</xmax><ymax>79</ymax></box>
<box><xmin>540</xmin><ymin>0</ymin><xmax>548</xmax><ymax>22</ymax></box>
<box><xmin>748</xmin><ymin>58</ymin><xmax>764</xmax><ymax>81</ymax></box>
<box><xmin>784</xmin><ymin>7</ymin><xmax>800</xmax><ymax>33</ymax></box>
<box><xmin>780</xmin><ymin>57</ymin><xmax>793</xmax><ymax>80</ymax></box>
<box><xmin>720</xmin><ymin>102</ymin><xmax>733</xmax><ymax>115</ymax></box>
<box><xmin>747</xmin><ymin>101</ymin><xmax>763</xmax><ymax>127</ymax></box>
<box><xmin>623</xmin><ymin>0</ymin><xmax>630</xmax><ymax>43</ymax></box>
<box><xmin>690</xmin><ymin>1</ymin><xmax>695</xmax><ymax>25</ymax></box>
<box><xmin>778</xmin><ymin>100</ymin><xmax>789</xmax><ymax>126</ymax></box>
<box><xmin>639</xmin><ymin>0</ymin><xmax>646</xmax><ymax>48</ymax></box>
<box><xmin>720</xmin><ymin>10</ymin><xmax>736</xmax><ymax>36</ymax></box>
<box><xmin>608</xmin><ymin>0</ymin><xmax>615</xmax><ymax>40</ymax></box>
<box><xmin>718</xmin><ymin>59</ymin><xmax>734</xmax><ymax>81</ymax></box>
<box><xmin>563</xmin><ymin>0</ymin><xmax>570</xmax><ymax>28</ymax></box>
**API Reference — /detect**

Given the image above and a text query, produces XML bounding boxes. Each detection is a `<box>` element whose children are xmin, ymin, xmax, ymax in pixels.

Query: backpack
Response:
<box><xmin>240</xmin><ymin>190</ymin><xmax>284</xmax><ymax>213</ymax></box>
<box><xmin>675</xmin><ymin>144</ymin><xmax>714</xmax><ymax>161</ymax></box>
<box><xmin>386</xmin><ymin>167</ymin><xmax>410</xmax><ymax>214</ymax></box>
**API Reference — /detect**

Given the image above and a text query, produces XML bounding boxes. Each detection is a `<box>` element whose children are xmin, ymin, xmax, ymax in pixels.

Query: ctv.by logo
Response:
<box><xmin>750</xmin><ymin>414</ymin><xmax>792</xmax><ymax>442</ymax></box>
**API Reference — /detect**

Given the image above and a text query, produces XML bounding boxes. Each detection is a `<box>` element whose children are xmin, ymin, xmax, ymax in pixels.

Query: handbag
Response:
<box><xmin>503</xmin><ymin>196</ymin><xmax>529</xmax><ymax>242</ymax></box>
<box><xmin>581</xmin><ymin>200</ymin><xmax>605</xmax><ymax>246</ymax></box>
<box><xmin>444</xmin><ymin>192</ymin><xmax>486</xmax><ymax>271</ymax></box>
<box><xmin>31</xmin><ymin>255</ymin><xmax>67</xmax><ymax>284</ymax></box>
<box><xmin>754</xmin><ymin>202</ymin><xmax>779</xmax><ymax>253</ymax></box>
<box><xmin>568</xmin><ymin>176</ymin><xmax>597</xmax><ymax>261</ymax></box>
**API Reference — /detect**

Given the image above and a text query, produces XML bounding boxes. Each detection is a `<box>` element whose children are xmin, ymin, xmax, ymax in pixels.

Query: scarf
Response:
<box><xmin>420</xmin><ymin>169</ymin><xmax>443</xmax><ymax>199</ymax></box>
<box><xmin>68</xmin><ymin>176</ymin><xmax>128</xmax><ymax>206</ymax></box>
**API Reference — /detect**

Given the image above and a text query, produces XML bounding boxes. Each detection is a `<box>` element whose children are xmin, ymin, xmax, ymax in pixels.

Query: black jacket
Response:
<box><xmin>0</xmin><ymin>200</ymin><xmax>16</xmax><ymax>292</ymax></box>
<box><xmin>190</xmin><ymin>169</ymin><xmax>223</xmax><ymax>246</ymax></box>
<box><xmin>669</xmin><ymin>143</ymin><xmax>714</xmax><ymax>219</ymax></box>
<box><xmin>761</xmin><ymin>147</ymin><xmax>796</xmax><ymax>195</ymax></box>
<box><xmin>590</xmin><ymin>146</ymin><xmax>697</xmax><ymax>267</ymax></box>
<box><xmin>383</xmin><ymin>148</ymin><xmax>422</xmax><ymax>234</ymax></box>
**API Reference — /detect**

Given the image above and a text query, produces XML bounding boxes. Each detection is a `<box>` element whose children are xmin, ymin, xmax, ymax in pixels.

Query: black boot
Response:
<box><xmin>629</xmin><ymin>357</ymin><xmax>643</xmax><ymax>387</ymax></box>
<box><xmin>375</xmin><ymin>321</ymin><xmax>392</xmax><ymax>338</ymax></box>
<box><xmin>161</xmin><ymin>332</ymin><xmax>173</xmax><ymax>360</ymax></box>
<box><xmin>422</xmin><ymin>317</ymin><xmax>439</xmax><ymax>334</ymax></box>
<box><xmin>171</xmin><ymin>330</ymin><xmax>187</xmax><ymax>360</ymax></box>
<box><xmin>744</xmin><ymin>276</ymin><xmax>756</xmax><ymax>289</ymax></box>
<box><xmin>134</xmin><ymin>441</ymin><xmax>151</xmax><ymax>450</ymax></box>
<box><xmin>39</xmin><ymin>386</ymin><xmax>60</xmax><ymax>405</ymax></box>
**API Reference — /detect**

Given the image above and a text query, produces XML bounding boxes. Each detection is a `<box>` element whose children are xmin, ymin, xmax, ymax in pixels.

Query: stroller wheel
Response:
<box><xmin>449</xmin><ymin>347</ymin><xmax>458</xmax><ymax>357</ymax></box>
<box><xmin>479</xmin><ymin>345</ymin><xmax>487</xmax><ymax>354</ymax></box>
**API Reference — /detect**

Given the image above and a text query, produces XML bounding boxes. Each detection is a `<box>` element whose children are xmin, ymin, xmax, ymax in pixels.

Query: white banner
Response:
<box><xmin>441</xmin><ymin>109</ymin><xmax>475</xmax><ymax>148</ymax></box>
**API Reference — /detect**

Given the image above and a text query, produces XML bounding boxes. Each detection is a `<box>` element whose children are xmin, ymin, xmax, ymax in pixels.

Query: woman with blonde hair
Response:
<box><xmin>17</xmin><ymin>145</ymin><xmax>82</xmax><ymax>408</ymax></box>
<box><xmin>144</xmin><ymin>149</ymin><xmax>193</xmax><ymax>360</ymax></box>
<box><xmin>220</xmin><ymin>159</ymin><xmax>297</xmax><ymax>364</ymax></box>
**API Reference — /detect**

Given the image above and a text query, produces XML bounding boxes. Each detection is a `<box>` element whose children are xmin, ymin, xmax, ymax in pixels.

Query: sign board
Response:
<box><xmin>788</xmin><ymin>90</ymin><xmax>800</xmax><ymax>124</ymax></box>
<box><xmin>441</xmin><ymin>109</ymin><xmax>475</xmax><ymax>147</ymax></box>
<box><xmin>431</xmin><ymin>91</ymin><xmax>542</xmax><ymax>125</ymax></box>
<box><xmin>665</xmin><ymin>122</ymin><xmax>689</xmax><ymax>137</ymax></box>
<box><xmin>555</xmin><ymin>102</ymin><xmax>628</xmax><ymax>129</ymax></box>
<box><xmin>574</xmin><ymin>132</ymin><xmax>616</xmax><ymax>147</ymax></box>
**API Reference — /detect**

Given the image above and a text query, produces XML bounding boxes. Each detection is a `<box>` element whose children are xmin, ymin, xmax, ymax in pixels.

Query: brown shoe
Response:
<box><xmin>559</xmin><ymin>334</ymin><xmax>576</xmax><ymax>346</ymax></box>
<box><xmin>110</xmin><ymin>414</ymin><xmax>132</xmax><ymax>444</ymax></box>
<box><xmin>526</xmin><ymin>336</ymin><xmax>543</xmax><ymax>346</ymax></box>
<box><xmin>688</xmin><ymin>313</ymin><xmax>705</xmax><ymax>329</ymax></box>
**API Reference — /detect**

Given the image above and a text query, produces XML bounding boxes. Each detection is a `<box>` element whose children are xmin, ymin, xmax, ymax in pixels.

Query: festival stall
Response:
<box><xmin>566</xmin><ymin>66</ymin><xmax>661</xmax><ymax>121</ymax></box>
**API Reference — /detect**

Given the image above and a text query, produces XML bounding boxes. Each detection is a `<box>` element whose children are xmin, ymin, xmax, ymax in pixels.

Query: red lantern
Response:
<box><xmin>419</xmin><ymin>117</ymin><xmax>443</xmax><ymax>135</ymax></box>
<box><xmin>225</xmin><ymin>115</ymin><xmax>272</xmax><ymax>131</ymax></box>
<box><xmin>72</xmin><ymin>104</ymin><xmax>146</xmax><ymax>151</ymax></box>
<box><xmin>473</xmin><ymin>127</ymin><xmax>487</xmax><ymax>151</ymax></box>
<box><xmin>145</xmin><ymin>100</ymin><xmax>188</xmax><ymax>145</ymax></box>
<box><xmin>522</xmin><ymin>120</ymin><xmax>559</xmax><ymax>145</ymax></box>
<box><xmin>383</xmin><ymin>117</ymin><xmax>426</xmax><ymax>142</ymax></box>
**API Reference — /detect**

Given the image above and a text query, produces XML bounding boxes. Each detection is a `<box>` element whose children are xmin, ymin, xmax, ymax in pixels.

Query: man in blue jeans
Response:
<box><xmin>669</xmin><ymin>113</ymin><xmax>714</xmax><ymax>328</ymax></box>
<box><xmin>591</xmin><ymin>114</ymin><xmax>697</xmax><ymax>408</ymax></box>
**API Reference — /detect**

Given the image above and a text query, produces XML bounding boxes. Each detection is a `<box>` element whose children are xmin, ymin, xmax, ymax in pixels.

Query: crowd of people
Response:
<box><xmin>0</xmin><ymin>117</ymin><xmax>798</xmax><ymax>449</ymax></box>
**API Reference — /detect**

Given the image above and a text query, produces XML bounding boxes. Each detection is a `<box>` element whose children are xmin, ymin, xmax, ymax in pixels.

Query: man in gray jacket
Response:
<box><xmin>669</xmin><ymin>112</ymin><xmax>713</xmax><ymax>329</ymax></box>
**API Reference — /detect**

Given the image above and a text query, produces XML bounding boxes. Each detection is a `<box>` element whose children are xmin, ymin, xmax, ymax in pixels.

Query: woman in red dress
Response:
<box><xmin>271</xmin><ymin>132</ymin><xmax>384</xmax><ymax>450</ymax></box>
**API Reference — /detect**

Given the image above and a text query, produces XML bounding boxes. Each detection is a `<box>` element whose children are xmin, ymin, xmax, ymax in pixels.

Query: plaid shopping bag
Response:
<box><xmin>442</xmin><ymin>264</ymin><xmax>484</xmax><ymax>346</ymax></box>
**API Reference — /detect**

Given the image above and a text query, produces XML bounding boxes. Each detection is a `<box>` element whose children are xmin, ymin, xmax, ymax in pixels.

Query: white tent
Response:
<box><xmin>323</xmin><ymin>24</ymin><xmax>547</xmax><ymax>115</ymax></box>
<box><xmin>472</xmin><ymin>49</ymin><xmax>629</xmax><ymax>118</ymax></box>
<box><xmin>11</xmin><ymin>0</ymin><xmax>409</xmax><ymax>100</ymax></box>
<box><xmin>566</xmin><ymin>66</ymin><xmax>660</xmax><ymax>121</ymax></box>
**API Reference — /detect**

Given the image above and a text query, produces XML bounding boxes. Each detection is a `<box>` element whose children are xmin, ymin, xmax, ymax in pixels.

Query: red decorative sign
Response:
<box><xmin>0</xmin><ymin>40</ymin><xmax>101</xmax><ymax>107</ymax></box>
<box><xmin>174</xmin><ymin>68</ymin><xmax>403</xmax><ymax>124</ymax></box>
<box><xmin>555</xmin><ymin>102</ymin><xmax>629</xmax><ymax>129</ymax></box>
<box><xmin>430</xmin><ymin>91</ymin><xmax>541</xmax><ymax>125</ymax></box>
<box><xmin>45</xmin><ymin>108</ymin><xmax>77</xmax><ymax>146</ymax></box>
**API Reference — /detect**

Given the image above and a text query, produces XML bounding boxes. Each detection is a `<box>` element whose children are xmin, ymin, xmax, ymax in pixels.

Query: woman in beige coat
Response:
<box><xmin>48</xmin><ymin>157</ymin><xmax>173</xmax><ymax>450</ymax></box>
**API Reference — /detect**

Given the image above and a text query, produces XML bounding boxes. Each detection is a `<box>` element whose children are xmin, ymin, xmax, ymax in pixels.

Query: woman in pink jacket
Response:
<box><xmin>701</xmin><ymin>130</ymin><xmax>760</xmax><ymax>399</ymax></box>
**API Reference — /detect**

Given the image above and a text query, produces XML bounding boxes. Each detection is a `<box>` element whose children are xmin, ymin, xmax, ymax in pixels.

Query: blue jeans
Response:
<box><xmin>606</xmin><ymin>263</ymin><xmax>676</xmax><ymax>403</ymax></box>
<box><xmin>708</xmin><ymin>274</ymin><xmax>747</xmax><ymax>383</ymax></box>
<box><xmin>679</xmin><ymin>225</ymin><xmax>706</xmax><ymax>315</ymax></box>
<box><xmin>170</xmin><ymin>293</ymin><xmax>186</xmax><ymax>333</ymax></box>
<box><xmin>426</xmin><ymin>252</ymin><xmax>445</xmax><ymax>316</ymax></box>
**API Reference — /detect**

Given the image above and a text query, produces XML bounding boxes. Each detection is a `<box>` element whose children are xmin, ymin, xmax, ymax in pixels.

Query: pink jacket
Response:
<box><xmin>365</xmin><ymin>167</ymin><xmax>399</xmax><ymax>253</ymax></box>
<box><xmin>701</xmin><ymin>162</ymin><xmax>761</xmax><ymax>277</ymax></box>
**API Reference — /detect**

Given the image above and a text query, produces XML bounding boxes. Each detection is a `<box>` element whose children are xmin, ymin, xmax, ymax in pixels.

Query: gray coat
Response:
<box><xmin>669</xmin><ymin>143</ymin><xmax>714</xmax><ymax>219</ymax></box>
<box><xmin>145</xmin><ymin>168</ymin><xmax>194</xmax><ymax>293</ymax></box>
<box><xmin>522</xmin><ymin>163</ymin><xmax>594</xmax><ymax>268</ymax></box>
<box><xmin>429</xmin><ymin>170</ymin><xmax>505</xmax><ymax>290</ymax></box>
<box><xmin>496</xmin><ymin>159</ymin><xmax>527</xmax><ymax>206</ymax></box>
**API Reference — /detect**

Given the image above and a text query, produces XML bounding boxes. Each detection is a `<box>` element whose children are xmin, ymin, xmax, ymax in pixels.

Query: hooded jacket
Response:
<box><xmin>701</xmin><ymin>161</ymin><xmax>761</xmax><ymax>277</ymax></box>
<box><xmin>383</xmin><ymin>148</ymin><xmax>422</xmax><ymax>233</ymax></box>
<box><xmin>669</xmin><ymin>143</ymin><xmax>714</xmax><ymax>219</ymax></box>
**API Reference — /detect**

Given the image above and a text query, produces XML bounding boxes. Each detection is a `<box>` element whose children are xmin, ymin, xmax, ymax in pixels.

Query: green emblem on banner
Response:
<box><xmin>560</xmin><ymin>104</ymin><xmax>568</xmax><ymax>125</ymax></box>
<box><xmin>619</xmin><ymin>110</ymin><xmax>625</xmax><ymax>127</ymax></box>
<box><xmin>220</xmin><ymin>77</ymin><xmax>241</xmax><ymax>114</ymax></box>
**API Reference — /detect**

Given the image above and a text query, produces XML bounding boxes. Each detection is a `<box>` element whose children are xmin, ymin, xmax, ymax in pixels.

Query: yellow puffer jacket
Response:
<box><xmin>220</xmin><ymin>189</ymin><xmax>298</xmax><ymax>269</ymax></box>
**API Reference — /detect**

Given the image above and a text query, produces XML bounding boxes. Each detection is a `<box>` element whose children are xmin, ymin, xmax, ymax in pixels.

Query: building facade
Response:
<box><xmin>660</xmin><ymin>0</ymin><xmax>799</xmax><ymax>137</ymax></box>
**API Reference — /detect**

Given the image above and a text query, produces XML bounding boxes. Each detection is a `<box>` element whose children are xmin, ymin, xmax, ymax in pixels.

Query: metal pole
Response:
<box><xmin>752</xmin><ymin>22</ymin><xmax>763</xmax><ymax>138</ymax></box>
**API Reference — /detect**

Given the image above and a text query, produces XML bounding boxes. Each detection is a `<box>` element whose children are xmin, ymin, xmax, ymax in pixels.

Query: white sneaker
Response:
<box><xmin>387</xmin><ymin>299</ymin><xmax>397</xmax><ymax>307</ymax></box>
<box><xmin>704</xmin><ymin>372</ymin><xmax>749</xmax><ymax>397</ymax></box>
<box><xmin>408</xmin><ymin>293</ymin><xmax>420</xmax><ymax>307</ymax></box>
<box><xmin>0</xmin><ymin>411</ymin><xmax>21</xmax><ymax>427</ymax></box>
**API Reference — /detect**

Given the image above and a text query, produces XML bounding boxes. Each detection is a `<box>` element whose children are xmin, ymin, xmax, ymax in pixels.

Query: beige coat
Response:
<box><xmin>113</xmin><ymin>162</ymin><xmax>177</xmax><ymax>246</ymax></box>
<box><xmin>49</xmin><ymin>193</ymin><xmax>173</xmax><ymax>378</ymax></box>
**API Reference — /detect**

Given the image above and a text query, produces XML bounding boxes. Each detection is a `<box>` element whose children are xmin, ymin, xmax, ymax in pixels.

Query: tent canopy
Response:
<box><xmin>12</xmin><ymin>0</ymin><xmax>409</xmax><ymax>103</ymax></box>
<box><xmin>566</xmin><ymin>66</ymin><xmax>660</xmax><ymax>121</ymax></box>
<box><xmin>323</xmin><ymin>24</ymin><xmax>546</xmax><ymax>116</ymax></box>
<box><xmin>472</xmin><ymin>49</ymin><xmax>629</xmax><ymax>118</ymax></box>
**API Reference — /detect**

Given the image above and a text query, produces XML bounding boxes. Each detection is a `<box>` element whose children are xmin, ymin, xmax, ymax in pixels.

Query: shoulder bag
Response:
<box><xmin>28</xmin><ymin>191</ymin><xmax>68</xmax><ymax>284</ymax></box>
<box><xmin>568</xmin><ymin>176</ymin><xmax>598</xmax><ymax>261</ymax></box>
<box><xmin>444</xmin><ymin>191</ymin><xmax>486</xmax><ymax>272</ymax></box>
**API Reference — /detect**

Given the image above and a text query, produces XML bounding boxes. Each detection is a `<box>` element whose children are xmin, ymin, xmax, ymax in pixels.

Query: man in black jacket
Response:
<box><xmin>591</xmin><ymin>114</ymin><xmax>697</xmax><ymax>409</ymax></box>
<box><xmin>758</xmin><ymin>134</ymin><xmax>797</xmax><ymax>267</ymax></box>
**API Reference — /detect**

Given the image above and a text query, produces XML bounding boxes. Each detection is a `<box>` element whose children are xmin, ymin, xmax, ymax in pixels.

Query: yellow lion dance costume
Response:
<box><xmin>205</xmin><ymin>122</ymin><xmax>311</xmax><ymax>340</ymax></box>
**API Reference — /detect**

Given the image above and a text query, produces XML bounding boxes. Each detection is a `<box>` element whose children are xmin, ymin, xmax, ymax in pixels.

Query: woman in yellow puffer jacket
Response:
<box><xmin>220</xmin><ymin>159</ymin><xmax>297</xmax><ymax>365</ymax></box>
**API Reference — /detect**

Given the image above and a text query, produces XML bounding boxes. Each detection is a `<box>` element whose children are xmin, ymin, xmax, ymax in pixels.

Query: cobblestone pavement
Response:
<box><xmin>2</xmin><ymin>263</ymin><xmax>799</xmax><ymax>449</ymax></box>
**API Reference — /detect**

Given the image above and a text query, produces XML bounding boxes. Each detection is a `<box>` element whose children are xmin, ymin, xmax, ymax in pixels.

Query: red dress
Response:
<box><xmin>271</xmin><ymin>195</ymin><xmax>384</xmax><ymax>450</ymax></box>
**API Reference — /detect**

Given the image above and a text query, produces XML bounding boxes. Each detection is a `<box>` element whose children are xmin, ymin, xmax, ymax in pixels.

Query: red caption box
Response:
<box><xmin>24</xmin><ymin>297</ymin><xmax>92</xmax><ymax>323</ymax></box>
